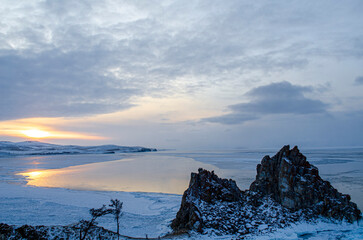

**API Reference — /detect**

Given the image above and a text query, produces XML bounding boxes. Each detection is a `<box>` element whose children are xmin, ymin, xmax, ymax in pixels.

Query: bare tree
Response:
<box><xmin>109</xmin><ymin>199</ymin><xmax>123</xmax><ymax>240</ymax></box>
<box><xmin>79</xmin><ymin>205</ymin><xmax>111</xmax><ymax>240</ymax></box>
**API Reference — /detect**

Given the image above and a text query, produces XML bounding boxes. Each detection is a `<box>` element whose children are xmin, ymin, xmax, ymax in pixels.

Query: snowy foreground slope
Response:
<box><xmin>0</xmin><ymin>141</ymin><xmax>156</xmax><ymax>156</ymax></box>
<box><xmin>0</xmin><ymin>182</ymin><xmax>181</xmax><ymax>239</ymax></box>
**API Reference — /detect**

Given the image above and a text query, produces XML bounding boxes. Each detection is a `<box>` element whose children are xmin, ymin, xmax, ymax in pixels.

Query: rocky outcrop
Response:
<box><xmin>171</xmin><ymin>169</ymin><xmax>243</xmax><ymax>232</ymax></box>
<box><xmin>171</xmin><ymin>168</ymin><xmax>307</xmax><ymax>236</ymax></box>
<box><xmin>171</xmin><ymin>146</ymin><xmax>362</xmax><ymax>236</ymax></box>
<box><xmin>250</xmin><ymin>145</ymin><xmax>361</xmax><ymax>222</ymax></box>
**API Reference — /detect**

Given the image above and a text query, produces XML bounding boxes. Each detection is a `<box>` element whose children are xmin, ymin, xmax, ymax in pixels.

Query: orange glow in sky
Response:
<box><xmin>20</xmin><ymin>129</ymin><xmax>51</xmax><ymax>138</ymax></box>
<box><xmin>0</xmin><ymin>118</ymin><xmax>106</xmax><ymax>141</ymax></box>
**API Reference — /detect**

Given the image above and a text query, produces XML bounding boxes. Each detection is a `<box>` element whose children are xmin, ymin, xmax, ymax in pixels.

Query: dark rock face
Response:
<box><xmin>250</xmin><ymin>145</ymin><xmax>361</xmax><ymax>222</ymax></box>
<box><xmin>171</xmin><ymin>169</ymin><xmax>242</xmax><ymax>232</ymax></box>
<box><xmin>184</xmin><ymin>168</ymin><xmax>242</xmax><ymax>203</ymax></box>
<box><xmin>171</xmin><ymin>146</ymin><xmax>362</xmax><ymax>235</ymax></box>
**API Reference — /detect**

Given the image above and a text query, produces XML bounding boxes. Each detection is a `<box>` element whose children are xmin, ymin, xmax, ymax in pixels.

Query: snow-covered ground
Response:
<box><xmin>1</xmin><ymin>147</ymin><xmax>363</xmax><ymax>239</ymax></box>
<box><xmin>0</xmin><ymin>182</ymin><xmax>180</xmax><ymax>238</ymax></box>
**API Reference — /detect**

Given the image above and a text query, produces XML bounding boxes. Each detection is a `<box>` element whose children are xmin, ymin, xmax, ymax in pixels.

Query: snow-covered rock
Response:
<box><xmin>171</xmin><ymin>146</ymin><xmax>362</xmax><ymax>237</ymax></box>
<box><xmin>250</xmin><ymin>145</ymin><xmax>361</xmax><ymax>222</ymax></box>
<box><xmin>171</xmin><ymin>168</ymin><xmax>243</xmax><ymax>232</ymax></box>
<box><xmin>0</xmin><ymin>223</ymin><xmax>118</xmax><ymax>240</ymax></box>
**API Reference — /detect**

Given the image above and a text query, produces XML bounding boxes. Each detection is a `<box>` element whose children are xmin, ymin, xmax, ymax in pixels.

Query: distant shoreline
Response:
<box><xmin>0</xmin><ymin>140</ymin><xmax>156</xmax><ymax>157</ymax></box>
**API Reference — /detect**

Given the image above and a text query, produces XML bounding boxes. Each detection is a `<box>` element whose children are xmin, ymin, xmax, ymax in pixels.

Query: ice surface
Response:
<box><xmin>18</xmin><ymin>155</ymin><xmax>220</xmax><ymax>194</ymax></box>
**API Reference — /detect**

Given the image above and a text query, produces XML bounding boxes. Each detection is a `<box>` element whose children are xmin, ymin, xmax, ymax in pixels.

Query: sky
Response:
<box><xmin>1</xmin><ymin>0</ymin><xmax>363</xmax><ymax>150</ymax></box>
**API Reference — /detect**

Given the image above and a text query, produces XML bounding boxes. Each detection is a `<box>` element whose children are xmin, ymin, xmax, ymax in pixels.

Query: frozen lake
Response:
<box><xmin>18</xmin><ymin>155</ymin><xmax>221</xmax><ymax>194</ymax></box>
<box><xmin>1</xmin><ymin>147</ymin><xmax>363</xmax><ymax>239</ymax></box>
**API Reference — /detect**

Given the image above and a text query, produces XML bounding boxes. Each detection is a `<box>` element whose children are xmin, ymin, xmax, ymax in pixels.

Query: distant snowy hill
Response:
<box><xmin>0</xmin><ymin>141</ymin><xmax>156</xmax><ymax>156</ymax></box>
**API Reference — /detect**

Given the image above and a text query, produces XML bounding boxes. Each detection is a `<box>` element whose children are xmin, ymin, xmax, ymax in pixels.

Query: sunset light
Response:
<box><xmin>0</xmin><ymin>118</ymin><xmax>106</xmax><ymax>141</ymax></box>
<box><xmin>24</xmin><ymin>171</ymin><xmax>43</xmax><ymax>178</ymax></box>
<box><xmin>20</xmin><ymin>129</ymin><xmax>51</xmax><ymax>138</ymax></box>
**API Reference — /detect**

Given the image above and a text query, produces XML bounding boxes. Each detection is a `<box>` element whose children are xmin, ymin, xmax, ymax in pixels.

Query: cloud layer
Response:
<box><xmin>0</xmin><ymin>50</ymin><xmax>138</xmax><ymax>120</ymax></box>
<box><xmin>204</xmin><ymin>81</ymin><xmax>328</xmax><ymax>124</ymax></box>
<box><xmin>0</xmin><ymin>0</ymin><xmax>362</xmax><ymax>121</ymax></box>
<box><xmin>355</xmin><ymin>76</ymin><xmax>363</xmax><ymax>85</ymax></box>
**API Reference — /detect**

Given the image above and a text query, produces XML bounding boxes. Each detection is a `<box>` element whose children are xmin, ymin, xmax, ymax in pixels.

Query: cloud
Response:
<box><xmin>355</xmin><ymin>76</ymin><xmax>363</xmax><ymax>85</ymax></box>
<box><xmin>0</xmin><ymin>50</ymin><xmax>137</xmax><ymax>120</ymax></box>
<box><xmin>203</xmin><ymin>81</ymin><xmax>328</xmax><ymax>124</ymax></box>
<box><xmin>202</xmin><ymin>113</ymin><xmax>258</xmax><ymax>125</ymax></box>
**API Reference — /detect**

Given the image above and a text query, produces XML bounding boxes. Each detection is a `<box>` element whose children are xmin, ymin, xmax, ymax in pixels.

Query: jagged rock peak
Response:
<box><xmin>273</xmin><ymin>145</ymin><xmax>308</xmax><ymax>166</ymax></box>
<box><xmin>250</xmin><ymin>145</ymin><xmax>361</xmax><ymax>222</ymax></box>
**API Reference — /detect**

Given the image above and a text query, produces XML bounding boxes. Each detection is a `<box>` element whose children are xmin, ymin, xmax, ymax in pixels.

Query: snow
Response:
<box><xmin>0</xmin><ymin>141</ymin><xmax>156</xmax><ymax>156</ymax></box>
<box><xmin>0</xmin><ymin>182</ymin><xmax>181</xmax><ymax>238</ymax></box>
<box><xmin>248</xmin><ymin>220</ymin><xmax>363</xmax><ymax>240</ymax></box>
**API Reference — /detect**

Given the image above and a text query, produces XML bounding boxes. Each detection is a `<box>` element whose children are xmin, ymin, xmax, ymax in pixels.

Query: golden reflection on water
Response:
<box><xmin>18</xmin><ymin>156</ymin><xmax>219</xmax><ymax>194</ymax></box>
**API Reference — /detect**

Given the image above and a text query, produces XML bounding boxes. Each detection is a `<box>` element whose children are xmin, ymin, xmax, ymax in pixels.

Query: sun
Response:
<box><xmin>20</xmin><ymin>129</ymin><xmax>51</xmax><ymax>138</ymax></box>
